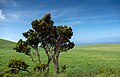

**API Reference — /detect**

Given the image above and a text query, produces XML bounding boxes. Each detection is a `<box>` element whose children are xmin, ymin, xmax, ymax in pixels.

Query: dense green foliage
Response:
<box><xmin>13</xmin><ymin>14</ymin><xmax>75</xmax><ymax>73</ymax></box>
<box><xmin>34</xmin><ymin>64</ymin><xmax>47</xmax><ymax>72</ymax></box>
<box><xmin>4</xmin><ymin>59</ymin><xmax>29</xmax><ymax>74</ymax></box>
<box><xmin>13</xmin><ymin>39</ymin><xmax>31</xmax><ymax>55</ymax></box>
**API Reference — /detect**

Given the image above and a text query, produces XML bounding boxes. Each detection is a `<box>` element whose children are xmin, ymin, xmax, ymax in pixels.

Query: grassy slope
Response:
<box><xmin>0</xmin><ymin>39</ymin><xmax>16</xmax><ymax>49</ymax></box>
<box><xmin>0</xmin><ymin>39</ymin><xmax>120</xmax><ymax>76</ymax></box>
<box><xmin>0</xmin><ymin>39</ymin><xmax>16</xmax><ymax>70</ymax></box>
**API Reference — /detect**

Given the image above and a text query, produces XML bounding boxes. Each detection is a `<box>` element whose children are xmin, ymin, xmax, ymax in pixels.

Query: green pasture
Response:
<box><xmin>0</xmin><ymin>39</ymin><xmax>120</xmax><ymax>77</ymax></box>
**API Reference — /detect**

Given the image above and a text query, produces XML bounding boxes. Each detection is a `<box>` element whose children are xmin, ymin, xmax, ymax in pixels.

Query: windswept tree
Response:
<box><xmin>14</xmin><ymin>13</ymin><xmax>75</xmax><ymax>73</ymax></box>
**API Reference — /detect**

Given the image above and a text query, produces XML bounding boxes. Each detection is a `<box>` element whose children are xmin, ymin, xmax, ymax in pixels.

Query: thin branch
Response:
<box><xmin>29</xmin><ymin>54</ymin><xmax>36</xmax><ymax>63</ymax></box>
<box><xmin>35</xmin><ymin>47</ymin><xmax>41</xmax><ymax>64</ymax></box>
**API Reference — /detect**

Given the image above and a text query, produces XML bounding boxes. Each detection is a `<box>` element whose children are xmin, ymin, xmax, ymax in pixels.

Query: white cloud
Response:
<box><xmin>63</xmin><ymin>13</ymin><xmax>120</xmax><ymax>21</ymax></box>
<box><xmin>0</xmin><ymin>11</ymin><xmax>21</xmax><ymax>22</ymax></box>
<box><xmin>0</xmin><ymin>0</ymin><xmax>18</xmax><ymax>7</ymax></box>
<box><xmin>50</xmin><ymin>9</ymin><xmax>64</xmax><ymax>19</ymax></box>
<box><xmin>0</xmin><ymin>9</ymin><xmax>5</xmax><ymax>20</ymax></box>
<box><xmin>7</xmin><ymin>14</ymin><xmax>19</xmax><ymax>20</ymax></box>
<box><xmin>63</xmin><ymin>21</ymin><xmax>82</xmax><ymax>26</ymax></box>
<box><xmin>69</xmin><ymin>21</ymin><xmax>82</xmax><ymax>25</ymax></box>
<box><xmin>35</xmin><ymin>9</ymin><xmax>65</xmax><ymax>19</ymax></box>
<box><xmin>36</xmin><ymin>7</ymin><xmax>81</xmax><ymax>19</ymax></box>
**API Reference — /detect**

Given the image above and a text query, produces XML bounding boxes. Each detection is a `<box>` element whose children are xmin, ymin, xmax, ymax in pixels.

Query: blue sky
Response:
<box><xmin>0</xmin><ymin>0</ymin><xmax>120</xmax><ymax>45</ymax></box>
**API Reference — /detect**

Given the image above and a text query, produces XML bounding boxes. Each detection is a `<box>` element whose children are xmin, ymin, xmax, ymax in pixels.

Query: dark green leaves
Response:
<box><xmin>32</xmin><ymin>20</ymin><xmax>39</xmax><ymax>30</ymax></box>
<box><xmin>8</xmin><ymin>59</ymin><xmax>29</xmax><ymax>69</ymax></box>
<box><xmin>60</xmin><ymin>42</ymin><xmax>75</xmax><ymax>52</ymax></box>
<box><xmin>34</xmin><ymin>64</ymin><xmax>47</xmax><ymax>72</ymax></box>
<box><xmin>6</xmin><ymin>59</ymin><xmax>29</xmax><ymax>74</ymax></box>
<box><xmin>57</xmin><ymin>25</ymin><xmax>73</xmax><ymax>43</ymax></box>
<box><xmin>17</xmin><ymin>13</ymin><xmax>74</xmax><ymax>53</ymax></box>
<box><xmin>13</xmin><ymin>39</ymin><xmax>31</xmax><ymax>55</ymax></box>
<box><xmin>41</xmin><ymin>13</ymin><xmax>51</xmax><ymax>23</ymax></box>
<box><xmin>68</xmin><ymin>42</ymin><xmax>75</xmax><ymax>49</ymax></box>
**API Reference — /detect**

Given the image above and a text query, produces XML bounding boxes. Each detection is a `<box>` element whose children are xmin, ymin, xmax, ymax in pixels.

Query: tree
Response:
<box><xmin>14</xmin><ymin>13</ymin><xmax>75</xmax><ymax>73</ymax></box>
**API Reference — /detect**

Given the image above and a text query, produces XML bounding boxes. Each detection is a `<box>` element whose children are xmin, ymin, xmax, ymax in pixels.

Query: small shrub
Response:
<box><xmin>4</xmin><ymin>69</ymin><xmax>19</xmax><ymax>74</ymax></box>
<box><xmin>34</xmin><ymin>64</ymin><xmax>47</xmax><ymax>72</ymax></box>
<box><xmin>5</xmin><ymin>59</ymin><xmax>29</xmax><ymax>74</ymax></box>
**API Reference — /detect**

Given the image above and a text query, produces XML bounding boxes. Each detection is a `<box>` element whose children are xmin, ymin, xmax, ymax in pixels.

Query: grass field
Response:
<box><xmin>0</xmin><ymin>39</ymin><xmax>120</xmax><ymax>77</ymax></box>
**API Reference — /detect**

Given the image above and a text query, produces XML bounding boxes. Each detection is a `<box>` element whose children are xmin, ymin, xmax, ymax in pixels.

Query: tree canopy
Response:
<box><xmin>14</xmin><ymin>13</ymin><xmax>75</xmax><ymax>73</ymax></box>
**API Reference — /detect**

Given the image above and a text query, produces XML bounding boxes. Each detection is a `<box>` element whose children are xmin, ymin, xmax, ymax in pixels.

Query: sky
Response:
<box><xmin>0</xmin><ymin>0</ymin><xmax>120</xmax><ymax>45</ymax></box>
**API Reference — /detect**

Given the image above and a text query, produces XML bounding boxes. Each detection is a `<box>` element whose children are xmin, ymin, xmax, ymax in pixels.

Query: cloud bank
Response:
<box><xmin>0</xmin><ymin>9</ymin><xmax>5</xmax><ymax>21</ymax></box>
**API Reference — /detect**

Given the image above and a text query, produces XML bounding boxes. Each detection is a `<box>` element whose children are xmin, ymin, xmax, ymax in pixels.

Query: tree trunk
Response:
<box><xmin>45</xmin><ymin>53</ymin><xmax>55</xmax><ymax>72</ymax></box>
<box><xmin>46</xmin><ymin>56</ymin><xmax>51</xmax><ymax>72</ymax></box>
<box><xmin>35</xmin><ymin>47</ymin><xmax>41</xmax><ymax>64</ymax></box>
<box><xmin>53</xmin><ymin>42</ymin><xmax>61</xmax><ymax>74</ymax></box>
<box><xmin>55</xmin><ymin>54</ymin><xmax>59</xmax><ymax>73</ymax></box>
<box><xmin>53</xmin><ymin>53</ymin><xmax>59</xmax><ymax>73</ymax></box>
<box><xmin>44</xmin><ymin>47</ymin><xmax>51</xmax><ymax>72</ymax></box>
